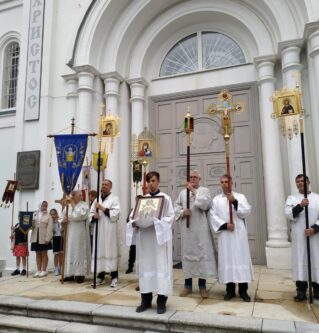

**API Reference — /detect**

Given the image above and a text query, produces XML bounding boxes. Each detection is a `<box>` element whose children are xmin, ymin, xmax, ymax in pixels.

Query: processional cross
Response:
<box><xmin>207</xmin><ymin>90</ymin><xmax>244</xmax><ymax>224</ymax></box>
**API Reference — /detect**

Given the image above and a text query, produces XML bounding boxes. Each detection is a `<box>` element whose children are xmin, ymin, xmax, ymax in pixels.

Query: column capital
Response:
<box><xmin>73</xmin><ymin>64</ymin><xmax>100</xmax><ymax>76</ymax></box>
<box><xmin>101</xmin><ymin>71</ymin><xmax>124</xmax><ymax>82</ymax></box>
<box><xmin>77</xmin><ymin>71</ymin><xmax>95</xmax><ymax>93</ymax></box>
<box><xmin>254</xmin><ymin>57</ymin><xmax>276</xmax><ymax>85</ymax></box>
<box><xmin>126</xmin><ymin>77</ymin><xmax>148</xmax><ymax>87</ymax></box>
<box><xmin>280</xmin><ymin>45</ymin><xmax>303</xmax><ymax>74</ymax></box>
<box><xmin>308</xmin><ymin>30</ymin><xmax>319</xmax><ymax>58</ymax></box>
<box><xmin>61</xmin><ymin>74</ymin><xmax>78</xmax><ymax>99</ymax></box>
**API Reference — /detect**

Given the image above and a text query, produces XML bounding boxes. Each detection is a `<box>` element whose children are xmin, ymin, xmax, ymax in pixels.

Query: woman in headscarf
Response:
<box><xmin>31</xmin><ymin>201</ymin><xmax>53</xmax><ymax>277</ymax></box>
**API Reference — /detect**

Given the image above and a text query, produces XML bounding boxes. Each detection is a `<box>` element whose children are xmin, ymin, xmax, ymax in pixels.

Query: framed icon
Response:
<box><xmin>132</xmin><ymin>195</ymin><xmax>165</xmax><ymax>221</ymax></box>
<box><xmin>272</xmin><ymin>89</ymin><xmax>301</xmax><ymax>118</ymax></box>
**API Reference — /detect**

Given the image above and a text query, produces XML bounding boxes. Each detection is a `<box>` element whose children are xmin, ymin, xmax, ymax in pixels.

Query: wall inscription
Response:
<box><xmin>16</xmin><ymin>150</ymin><xmax>40</xmax><ymax>190</ymax></box>
<box><xmin>24</xmin><ymin>0</ymin><xmax>45</xmax><ymax>121</ymax></box>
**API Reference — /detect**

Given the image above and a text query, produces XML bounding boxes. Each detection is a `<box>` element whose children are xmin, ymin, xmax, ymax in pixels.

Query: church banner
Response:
<box><xmin>18</xmin><ymin>211</ymin><xmax>34</xmax><ymax>235</ymax></box>
<box><xmin>54</xmin><ymin>134</ymin><xmax>88</xmax><ymax>195</ymax></box>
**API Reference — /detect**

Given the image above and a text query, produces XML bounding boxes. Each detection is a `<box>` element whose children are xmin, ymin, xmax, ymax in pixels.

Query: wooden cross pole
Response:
<box><xmin>54</xmin><ymin>195</ymin><xmax>71</xmax><ymax>284</ymax></box>
<box><xmin>207</xmin><ymin>90</ymin><xmax>244</xmax><ymax>224</ymax></box>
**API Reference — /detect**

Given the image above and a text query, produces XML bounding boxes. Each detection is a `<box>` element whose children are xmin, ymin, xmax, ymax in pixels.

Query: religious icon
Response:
<box><xmin>65</xmin><ymin>147</ymin><xmax>76</xmax><ymax>162</ymax></box>
<box><xmin>132</xmin><ymin>195</ymin><xmax>165</xmax><ymax>222</ymax></box>
<box><xmin>102</xmin><ymin>122</ymin><xmax>114</xmax><ymax>136</ymax></box>
<box><xmin>271</xmin><ymin>89</ymin><xmax>301</xmax><ymax>119</ymax></box>
<box><xmin>138</xmin><ymin>140</ymin><xmax>153</xmax><ymax>157</ymax></box>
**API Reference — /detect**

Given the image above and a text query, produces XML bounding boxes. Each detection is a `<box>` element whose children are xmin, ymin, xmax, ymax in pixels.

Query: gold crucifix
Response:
<box><xmin>55</xmin><ymin>194</ymin><xmax>71</xmax><ymax>211</ymax></box>
<box><xmin>207</xmin><ymin>89</ymin><xmax>244</xmax><ymax>224</ymax></box>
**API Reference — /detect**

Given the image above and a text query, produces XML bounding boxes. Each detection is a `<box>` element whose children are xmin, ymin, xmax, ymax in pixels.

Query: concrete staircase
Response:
<box><xmin>0</xmin><ymin>295</ymin><xmax>318</xmax><ymax>333</ymax></box>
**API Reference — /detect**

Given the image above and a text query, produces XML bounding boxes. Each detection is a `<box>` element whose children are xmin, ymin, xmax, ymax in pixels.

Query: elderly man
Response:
<box><xmin>127</xmin><ymin>171</ymin><xmax>175</xmax><ymax>314</ymax></box>
<box><xmin>285</xmin><ymin>174</ymin><xmax>319</xmax><ymax>302</ymax></box>
<box><xmin>62</xmin><ymin>191</ymin><xmax>91</xmax><ymax>283</ymax></box>
<box><xmin>210</xmin><ymin>175</ymin><xmax>253</xmax><ymax>302</ymax></box>
<box><xmin>90</xmin><ymin>179</ymin><xmax>120</xmax><ymax>287</ymax></box>
<box><xmin>174</xmin><ymin>170</ymin><xmax>217</xmax><ymax>298</ymax></box>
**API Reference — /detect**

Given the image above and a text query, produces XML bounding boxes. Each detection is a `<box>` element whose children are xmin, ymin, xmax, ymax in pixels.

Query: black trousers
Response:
<box><xmin>226</xmin><ymin>282</ymin><xmax>248</xmax><ymax>295</ymax></box>
<box><xmin>141</xmin><ymin>293</ymin><xmax>167</xmax><ymax>306</ymax></box>
<box><xmin>98</xmin><ymin>270</ymin><xmax>118</xmax><ymax>280</ymax></box>
<box><xmin>296</xmin><ymin>281</ymin><xmax>319</xmax><ymax>293</ymax></box>
<box><xmin>128</xmin><ymin>245</ymin><xmax>136</xmax><ymax>269</ymax></box>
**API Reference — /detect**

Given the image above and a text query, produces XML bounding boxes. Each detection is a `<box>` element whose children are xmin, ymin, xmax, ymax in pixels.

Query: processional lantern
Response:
<box><xmin>207</xmin><ymin>89</ymin><xmax>244</xmax><ymax>224</ymax></box>
<box><xmin>184</xmin><ymin>110</ymin><xmax>194</xmax><ymax>228</ymax></box>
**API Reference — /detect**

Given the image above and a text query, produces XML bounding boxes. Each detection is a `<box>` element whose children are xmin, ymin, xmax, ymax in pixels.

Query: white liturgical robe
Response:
<box><xmin>209</xmin><ymin>192</ymin><xmax>253</xmax><ymax>284</ymax></box>
<box><xmin>126</xmin><ymin>191</ymin><xmax>175</xmax><ymax>296</ymax></box>
<box><xmin>90</xmin><ymin>193</ymin><xmax>120</xmax><ymax>273</ymax></box>
<box><xmin>63</xmin><ymin>201</ymin><xmax>91</xmax><ymax>277</ymax></box>
<box><xmin>174</xmin><ymin>186</ymin><xmax>217</xmax><ymax>279</ymax></box>
<box><xmin>285</xmin><ymin>192</ymin><xmax>319</xmax><ymax>282</ymax></box>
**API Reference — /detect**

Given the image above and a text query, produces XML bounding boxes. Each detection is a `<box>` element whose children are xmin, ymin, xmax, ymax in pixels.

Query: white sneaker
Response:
<box><xmin>110</xmin><ymin>278</ymin><xmax>118</xmax><ymax>288</ymax></box>
<box><xmin>54</xmin><ymin>267</ymin><xmax>60</xmax><ymax>276</ymax></box>
<box><xmin>33</xmin><ymin>271</ymin><xmax>40</xmax><ymax>278</ymax></box>
<box><xmin>39</xmin><ymin>271</ymin><xmax>47</xmax><ymax>277</ymax></box>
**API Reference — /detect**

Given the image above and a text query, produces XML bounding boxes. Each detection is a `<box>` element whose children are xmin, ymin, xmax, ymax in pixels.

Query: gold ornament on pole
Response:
<box><xmin>207</xmin><ymin>89</ymin><xmax>244</xmax><ymax>224</ymax></box>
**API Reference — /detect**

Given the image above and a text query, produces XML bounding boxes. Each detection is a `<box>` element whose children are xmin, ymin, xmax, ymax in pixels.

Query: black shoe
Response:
<box><xmin>224</xmin><ymin>292</ymin><xmax>235</xmax><ymax>301</ymax></box>
<box><xmin>136</xmin><ymin>303</ymin><xmax>151</xmax><ymax>313</ymax></box>
<box><xmin>75</xmin><ymin>276</ymin><xmax>85</xmax><ymax>283</ymax></box>
<box><xmin>20</xmin><ymin>269</ymin><xmax>26</xmax><ymax>276</ymax></box>
<box><xmin>157</xmin><ymin>304</ymin><xmax>166</xmax><ymax>314</ymax></box>
<box><xmin>239</xmin><ymin>292</ymin><xmax>251</xmax><ymax>302</ymax></box>
<box><xmin>314</xmin><ymin>293</ymin><xmax>319</xmax><ymax>300</ymax></box>
<box><xmin>11</xmin><ymin>269</ymin><xmax>20</xmax><ymax>276</ymax></box>
<box><xmin>61</xmin><ymin>276</ymin><xmax>75</xmax><ymax>282</ymax></box>
<box><xmin>126</xmin><ymin>267</ymin><xmax>133</xmax><ymax>274</ymax></box>
<box><xmin>294</xmin><ymin>291</ymin><xmax>307</xmax><ymax>302</ymax></box>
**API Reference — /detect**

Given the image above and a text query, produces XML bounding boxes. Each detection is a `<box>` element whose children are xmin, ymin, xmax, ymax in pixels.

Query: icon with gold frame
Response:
<box><xmin>271</xmin><ymin>89</ymin><xmax>302</xmax><ymax>119</ymax></box>
<box><xmin>138</xmin><ymin>139</ymin><xmax>153</xmax><ymax>158</ymax></box>
<box><xmin>99</xmin><ymin>114</ymin><xmax>120</xmax><ymax>138</ymax></box>
<box><xmin>132</xmin><ymin>195</ymin><xmax>165</xmax><ymax>224</ymax></box>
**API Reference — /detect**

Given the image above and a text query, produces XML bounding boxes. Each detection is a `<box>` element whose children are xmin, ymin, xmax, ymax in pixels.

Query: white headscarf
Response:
<box><xmin>38</xmin><ymin>201</ymin><xmax>47</xmax><ymax>222</ymax></box>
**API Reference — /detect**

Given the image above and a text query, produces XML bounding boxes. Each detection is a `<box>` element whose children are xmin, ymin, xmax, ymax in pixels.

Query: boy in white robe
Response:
<box><xmin>174</xmin><ymin>170</ymin><xmax>217</xmax><ymax>298</ymax></box>
<box><xmin>62</xmin><ymin>191</ymin><xmax>91</xmax><ymax>283</ymax></box>
<box><xmin>285</xmin><ymin>174</ymin><xmax>319</xmax><ymax>302</ymax></box>
<box><xmin>90</xmin><ymin>179</ymin><xmax>120</xmax><ymax>287</ymax></box>
<box><xmin>126</xmin><ymin>171</ymin><xmax>174</xmax><ymax>314</ymax></box>
<box><xmin>210</xmin><ymin>174</ymin><xmax>253</xmax><ymax>302</ymax></box>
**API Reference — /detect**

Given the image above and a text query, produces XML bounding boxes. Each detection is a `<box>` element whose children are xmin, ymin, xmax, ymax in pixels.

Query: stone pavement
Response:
<box><xmin>0</xmin><ymin>265</ymin><xmax>318</xmax><ymax>332</ymax></box>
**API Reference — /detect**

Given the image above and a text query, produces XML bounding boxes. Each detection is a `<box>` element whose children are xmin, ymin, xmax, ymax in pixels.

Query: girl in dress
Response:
<box><xmin>50</xmin><ymin>208</ymin><xmax>63</xmax><ymax>276</ymax></box>
<box><xmin>30</xmin><ymin>201</ymin><xmax>53</xmax><ymax>277</ymax></box>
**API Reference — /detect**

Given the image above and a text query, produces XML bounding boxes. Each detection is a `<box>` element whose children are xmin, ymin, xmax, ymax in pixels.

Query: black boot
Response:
<box><xmin>157</xmin><ymin>295</ymin><xmax>167</xmax><ymax>314</ymax></box>
<box><xmin>239</xmin><ymin>283</ymin><xmax>251</xmax><ymax>302</ymax></box>
<box><xmin>224</xmin><ymin>282</ymin><xmax>235</xmax><ymax>301</ymax></box>
<box><xmin>295</xmin><ymin>281</ymin><xmax>307</xmax><ymax>302</ymax></box>
<box><xmin>75</xmin><ymin>276</ymin><xmax>85</xmax><ymax>283</ymax></box>
<box><xmin>136</xmin><ymin>293</ymin><xmax>152</xmax><ymax>313</ymax></box>
<box><xmin>126</xmin><ymin>245</ymin><xmax>136</xmax><ymax>274</ymax></box>
<box><xmin>312</xmin><ymin>282</ymin><xmax>319</xmax><ymax>300</ymax></box>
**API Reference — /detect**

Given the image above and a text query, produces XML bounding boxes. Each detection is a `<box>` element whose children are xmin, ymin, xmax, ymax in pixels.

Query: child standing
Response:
<box><xmin>50</xmin><ymin>208</ymin><xmax>63</xmax><ymax>276</ymax></box>
<box><xmin>10</xmin><ymin>222</ymin><xmax>29</xmax><ymax>276</ymax></box>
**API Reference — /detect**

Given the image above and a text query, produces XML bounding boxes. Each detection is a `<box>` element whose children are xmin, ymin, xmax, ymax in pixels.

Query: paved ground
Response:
<box><xmin>0</xmin><ymin>265</ymin><xmax>318</xmax><ymax>324</ymax></box>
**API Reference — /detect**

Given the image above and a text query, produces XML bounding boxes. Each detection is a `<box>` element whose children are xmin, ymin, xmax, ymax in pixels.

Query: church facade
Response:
<box><xmin>1</xmin><ymin>0</ymin><xmax>319</xmax><ymax>271</ymax></box>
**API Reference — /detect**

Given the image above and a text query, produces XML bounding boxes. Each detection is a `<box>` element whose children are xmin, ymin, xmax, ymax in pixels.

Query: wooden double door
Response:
<box><xmin>150</xmin><ymin>86</ymin><xmax>266</xmax><ymax>264</ymax></box>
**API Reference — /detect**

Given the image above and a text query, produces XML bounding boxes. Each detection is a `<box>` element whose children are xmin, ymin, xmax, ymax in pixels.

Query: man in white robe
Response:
<box><xmin>62</xmin><ymin>191</ymin><xmax>91</xmax><ymax>283</ymax></box>
<box><xmin>90</xmin><ymin>179</ymin><xmax>120</xmax><ymax>287</ymax></box>
<box><xmin>285</xmin><ymin>174</ymin><xmax>319</xmax><ymax>302</ymax></box>
<box><xmin>210</xmin><ymin>174</ymin><xmax>253</xmax><ymax>302</ymax></box>
<box><xmin>126</xmin><ymin>171</ymin><xmax>174</xmax><ymax>314</ymax></box>
<box><xmin>174</xmin><ymin>170</ymin><xmax>217</xmax><ymax>298</ymax></box>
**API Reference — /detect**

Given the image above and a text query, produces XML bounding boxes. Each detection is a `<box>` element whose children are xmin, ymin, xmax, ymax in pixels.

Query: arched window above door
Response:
<box><xmin>159</xmin><ymin>32</ymin><xmax>246</xmax><ymax>77</ymax></box>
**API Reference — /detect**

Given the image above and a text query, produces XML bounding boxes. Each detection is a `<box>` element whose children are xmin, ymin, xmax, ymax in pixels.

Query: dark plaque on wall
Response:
<box><xmin>16</xmin><ymin>151</ymin><xmax>40</xmax><ymax>190</ymax></box>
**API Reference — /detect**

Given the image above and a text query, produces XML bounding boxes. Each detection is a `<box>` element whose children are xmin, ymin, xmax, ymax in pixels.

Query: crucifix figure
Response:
<box><xmin>207</xmin><ymin>89</ymin><xmax>244</xmax><ymax>224</ymax></box>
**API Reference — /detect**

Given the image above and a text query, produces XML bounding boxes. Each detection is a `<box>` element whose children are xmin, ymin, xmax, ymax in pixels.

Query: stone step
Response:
<box><xmin>0</xmin><ymin>295</ymin><xmax>318</xmax><ymax>333</ymax></box>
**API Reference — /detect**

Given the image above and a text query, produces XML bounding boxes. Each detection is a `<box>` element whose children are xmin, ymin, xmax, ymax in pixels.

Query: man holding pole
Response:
<box><xmin>174</xmin><ymin>169</ymin><xmax>217</xmax><ymax>298</ymax></box>
<box><xmin>90</xmin><ymin>179</ymin><xmax>120</xmax><ymax>287</ymax></box>
<box><xmin>285</xmin><ymin>174</ymin><xmax>319</xmax><ymax>302</ymax></box>
<box><xmin>209</xmin><ymin>175</ymin><xmax>253</xmax><ymax>302</ymax></box>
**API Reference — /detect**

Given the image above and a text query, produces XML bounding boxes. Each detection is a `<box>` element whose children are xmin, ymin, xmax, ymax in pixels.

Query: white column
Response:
<box><xmin>307</xmin><ymin>29</ymin><xmax>319</xmax><ymax>181</ymax></box>
<box><xmin>255</xmin><ymin>58</ymin><xmax>291</xmax><ymax>268</ymax></box>
<box><xmin>62</xmin><ymin>74</ymin><xmax>78</xmax><ymax>119</ymax></box>
<box><xmin>127</xmin><ymin>78</ymin><xmax>148</xmax><ymax>202</ymax></box>
<box><xmin>102</xmin><ymin>73</ymin><xmax>123</xmax><ymax>194</ymax></box>
<box><xmin>281</xmin><ymin>46</ymin><xmax>303</xmax><ymax>191</ymax></box>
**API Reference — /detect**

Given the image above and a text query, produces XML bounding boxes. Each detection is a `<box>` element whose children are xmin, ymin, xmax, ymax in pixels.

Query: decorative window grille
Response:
<box><xmin>160</xmin><ymin>32</ymin><xmax>245</xmax><ymax>77</ymax></box>
<box><xmin>3</xmin><ymin>42</ymin><xmax>20</xmax><ymax>109</ymax></box>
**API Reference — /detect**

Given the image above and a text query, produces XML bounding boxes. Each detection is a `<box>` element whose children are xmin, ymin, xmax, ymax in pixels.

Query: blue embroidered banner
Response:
<box><xmin>18</xmin><ymin>211</ymin><xmax>34</xmax><ymax>235</ymax></box>
<box><xmin>54</xmin><ymin>134</ymin><xmax>88</xmax><ymax>195</ymax></box>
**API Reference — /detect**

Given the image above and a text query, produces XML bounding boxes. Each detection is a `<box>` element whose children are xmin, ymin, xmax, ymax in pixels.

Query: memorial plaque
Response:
<box><xmin>16</xmin><ymin>151</ymin><xmax>40</xmax><ymax>190</ymax></box>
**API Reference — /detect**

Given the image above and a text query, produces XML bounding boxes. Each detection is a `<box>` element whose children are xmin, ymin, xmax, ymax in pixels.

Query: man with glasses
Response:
<box><xmin>175</xmin><ymin>170</ymin><xmax>217</xmax><ymax>298</ymax></box>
